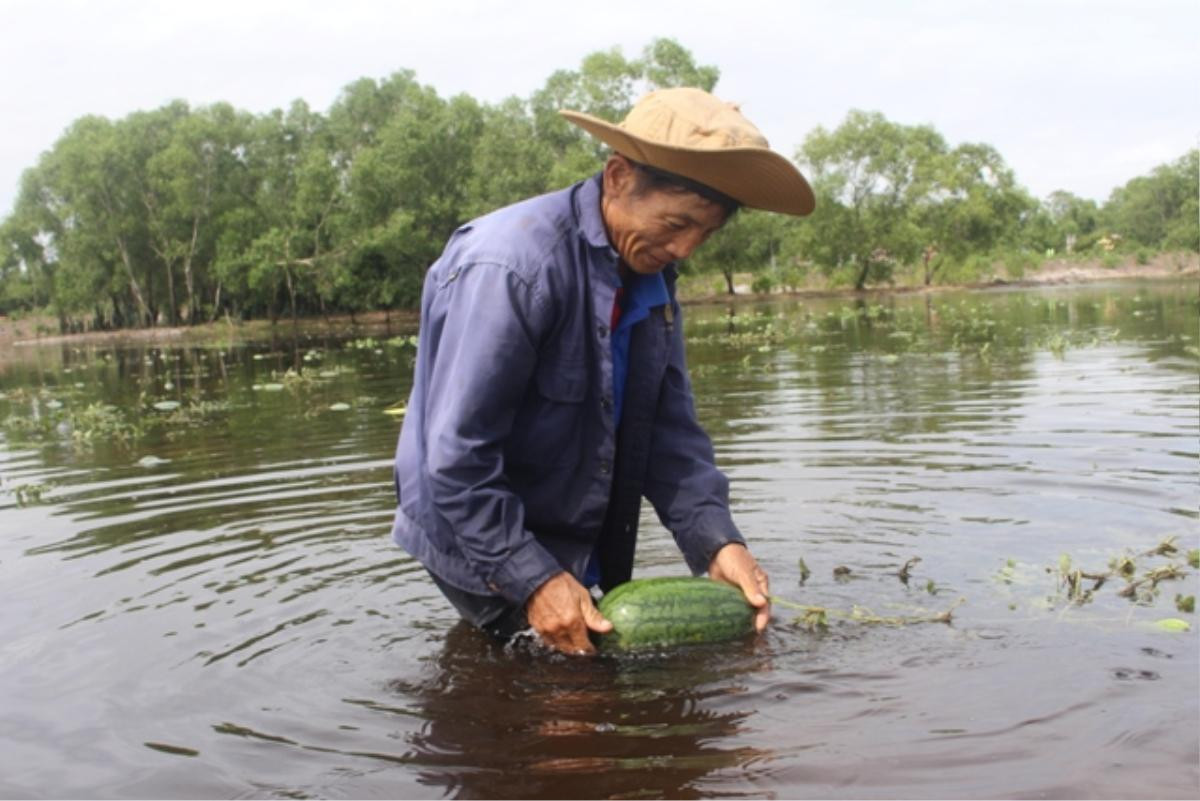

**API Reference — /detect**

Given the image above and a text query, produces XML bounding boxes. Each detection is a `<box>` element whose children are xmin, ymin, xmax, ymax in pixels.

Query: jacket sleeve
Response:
<box><xmin>421</xmin><ymin>259</ymin><xmax>565</xmax><ymax>606</ymax></box>
<box><xmin>643</xmin><ymin>300</ymin><xmax>746</xmax><ymax>575</ymax></box>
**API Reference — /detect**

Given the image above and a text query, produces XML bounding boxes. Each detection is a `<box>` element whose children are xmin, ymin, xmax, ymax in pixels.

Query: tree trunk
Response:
<box><xmin>723</xmin><ymin>267</ymin><xmax>735</xmax><ymax>295</ymax></box>
<box><xmin>113</xmin><ymin>234</ymin><xmax>152</xmax><ymax>326</ymax></box>
<box><xmin>164</xmin><ymin>256</ymin><xmax>178</xmax><ymax>326</ymax></box>
<box><xmin>284</xmin><ymin>265</ymin><xmax>298</xmax><ymax>331</ymax></box>
<box><xmin>208</xmin><ymin>281</ymin><xmax>223</xmax><ymax>324</ymax></box>
<box><xmin>182</xmin><ymin>213</ymin><xmax>201</xmax><ymax>324</ymax></box>
<box><xmin>854</xmin><ymin>261</ymin><xmax>870</xmax><ymax>291</ymax></box>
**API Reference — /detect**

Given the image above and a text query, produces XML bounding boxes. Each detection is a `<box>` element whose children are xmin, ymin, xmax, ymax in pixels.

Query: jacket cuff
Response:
<box><xmin>678</xmin><ymin>509</ymin><xmax>746</xmax><ymax>576</ymax></box>
<box><xmin>485</xmin><ymin>536</ymin><xmax>565</xmax><ymax>607</ymax></box>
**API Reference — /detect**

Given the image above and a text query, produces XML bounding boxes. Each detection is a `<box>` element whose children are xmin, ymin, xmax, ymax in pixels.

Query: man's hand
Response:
<box><xmin>709</xmin><ymin>543</ymin><xmax>770</xmax><ymax>632</ymax></box>
<box><xmin>525</xmin><ymin>571</ymin><xmax>612</xmax><ymax>654</ymax></box>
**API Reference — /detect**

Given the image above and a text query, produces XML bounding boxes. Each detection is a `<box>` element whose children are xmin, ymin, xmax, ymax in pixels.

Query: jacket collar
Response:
<box><xmin>574</xmin><ymin>173</ymin><xmax>616</xmax><ymax>254</ymax></box>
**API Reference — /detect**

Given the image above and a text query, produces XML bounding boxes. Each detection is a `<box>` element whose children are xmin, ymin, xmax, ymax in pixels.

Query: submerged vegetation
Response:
<box><xmin>0</xmin><ymin>39</ymin><xmax>1195</xmax><ymax>333</ymax></box>
<box><xmin>777</xmin><ymin>533</ymin><xmax>1196</xmax><ymax>637</ymax></box>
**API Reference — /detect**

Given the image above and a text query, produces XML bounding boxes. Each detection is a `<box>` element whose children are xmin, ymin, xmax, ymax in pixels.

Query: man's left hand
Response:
<box><xmin>708</xmin><ymin>543</ymin><xmax>770</xmax><ymax>632</ymax></box>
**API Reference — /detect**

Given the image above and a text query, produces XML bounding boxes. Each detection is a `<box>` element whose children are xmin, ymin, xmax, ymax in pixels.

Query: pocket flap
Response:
<box><xmin>535</xmin><ymin>360</ymin><xmax>587</xmax><ymax>402</ymax></box>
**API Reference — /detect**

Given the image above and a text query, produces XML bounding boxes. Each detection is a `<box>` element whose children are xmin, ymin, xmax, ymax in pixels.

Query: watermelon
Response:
<box><xmin>595</xmin><ymin>576</ymin><xmax>756</xmax><ymax>651</ymax></box>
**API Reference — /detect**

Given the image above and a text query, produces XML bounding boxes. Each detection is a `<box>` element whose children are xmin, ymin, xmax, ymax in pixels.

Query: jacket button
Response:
<box><xmin>599</xmin><ymin>459</ymin><xmax>611</xmax><ymax>475</ymax></box>
<box><xmin>597</xmin><ymin>324</ymin><xmax>608</xmax><ymax>338</ymax></box>
<box><xmin>601</xmin><ymin>396</ymin><xmax>612</xmax><ymax>410</ymax></box>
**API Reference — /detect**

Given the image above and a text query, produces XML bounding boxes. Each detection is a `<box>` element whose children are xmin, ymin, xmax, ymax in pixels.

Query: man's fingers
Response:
<box><xmin>583</xmin><ymin>601</ymin><xmax>613</xmax><ymax>634</ymax></box>
<box><xmin>525</xmin><ymin>572</ymin><xmax>606</xmax><ymax>654</ymax></box>
<box><xmin>709</xmin><ymin>543</ymin><xmax>772</xmax><ymax>633</ymax></box>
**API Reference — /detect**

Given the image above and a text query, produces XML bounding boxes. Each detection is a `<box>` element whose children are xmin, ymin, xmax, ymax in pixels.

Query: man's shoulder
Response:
<box><xmin>449</xmin><ymin>183</ymin><xmax>580</xmax><ymax>270</ymax></box>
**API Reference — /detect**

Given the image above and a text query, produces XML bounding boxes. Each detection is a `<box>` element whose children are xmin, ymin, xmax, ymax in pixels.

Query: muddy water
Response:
<box><xmin>1</xmin><ymin>281</ymin><xmax>1197</xmax><ymax>799</ymax></box>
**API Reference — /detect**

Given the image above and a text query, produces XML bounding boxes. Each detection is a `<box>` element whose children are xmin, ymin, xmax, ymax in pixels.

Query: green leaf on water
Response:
<box><xmin>152</xmin><ymin>400</ymin><xmax>181</xmax><ymax>412</ymax></box>
<box><xmin>328</xmin><ymin>402</ymin><xmax>351</xmax><ymax>412</ymax></box>
<box><xmin>1152</xmin><ymin>618</ymin><xmax>1191</xmax><ymax>633</ymax></box>
<box><xmin>1188</xmin><ymin>549</ymin><xmax>1199</xmax><ymax>569</ymax></box>
<box><xmin>261</xmin><ymin>383</ymin><xmax>284</xmax><ymax>392</ymax></box>
<box><xmin>1175</xmin><ymin>595</ymin><xmax>1195</xmax><ymax>614</ymax></box>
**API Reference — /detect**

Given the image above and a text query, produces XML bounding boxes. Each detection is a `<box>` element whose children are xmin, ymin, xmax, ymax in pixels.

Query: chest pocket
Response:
<box><xmin>507</xmin><ymin>357</ymin><xmax>588</xmax><ymax>469</ymax></box>
<box><xmin>535</xmin><ymin>358</ymin><xmax>587</xmax><ymax>402</ymax></box>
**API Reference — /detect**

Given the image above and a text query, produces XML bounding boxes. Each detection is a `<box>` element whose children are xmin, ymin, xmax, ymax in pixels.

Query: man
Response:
<box><xmin>390</xmin><ymin>87</ymin><xmax>814</xmax><ymax>654</ymax></box>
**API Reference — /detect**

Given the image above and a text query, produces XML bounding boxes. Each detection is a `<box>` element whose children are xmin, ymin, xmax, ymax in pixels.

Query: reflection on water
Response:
<box><xmin>394</xmin><ymin>624</ymin><xmax>769</xmax><ymax>799</ymax></box>
<box><xmin>0</xmin><ymin>281</ymin><xmax>1197</xmax><ymax>798</ymax></box>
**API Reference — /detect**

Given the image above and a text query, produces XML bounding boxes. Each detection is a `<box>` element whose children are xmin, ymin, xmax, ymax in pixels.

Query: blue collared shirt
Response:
<box><xmin>391</xmin><ymin>173</ymin><xmax>743</xmax><ymax>605</ymax></box>
<box><xmin>612</xmin><ymin>271</ymin><xmax>668</xmax><ymax>428</ymax></box>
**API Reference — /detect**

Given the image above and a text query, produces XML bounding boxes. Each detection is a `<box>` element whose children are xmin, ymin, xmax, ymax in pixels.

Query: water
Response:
<box><xmin>1</xmin><ymin>281</ymin><xmax>1197</xmax><ymax>799</ymax></box>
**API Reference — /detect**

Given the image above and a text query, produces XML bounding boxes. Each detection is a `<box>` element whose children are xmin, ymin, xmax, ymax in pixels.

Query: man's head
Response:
<box><xmin>600</xmin><ymin>154</ymin><xmax>735</xmax><ymax>275</ymax></box>
<box><xmin>562</xmin><ymin>87</ymin><xmax>813</xmax><ymax>214</ymax></box>
<box><xmin>561</xmin><ymin>86</ymin><xmax>814</xmax><ymax>275</ymax></box>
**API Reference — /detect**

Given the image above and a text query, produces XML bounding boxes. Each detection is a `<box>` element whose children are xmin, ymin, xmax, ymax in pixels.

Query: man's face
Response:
<box><xmin>602</xmin><ymin>159</ymin><xmax>729</xmax><ymax>275</ymax></box>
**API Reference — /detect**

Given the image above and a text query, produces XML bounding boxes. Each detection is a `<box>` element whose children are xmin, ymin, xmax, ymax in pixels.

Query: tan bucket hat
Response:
<box><xmin>560</xmin><ymin>87</ymin><xmax>814</xmax><ymax>217</ymax></box>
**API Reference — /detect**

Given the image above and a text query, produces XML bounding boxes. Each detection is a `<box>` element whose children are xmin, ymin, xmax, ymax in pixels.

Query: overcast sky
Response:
<box><xmin>2</xmin><ymin>0</ymin><xmax>1197</xmax><ymax>217</ymax></box>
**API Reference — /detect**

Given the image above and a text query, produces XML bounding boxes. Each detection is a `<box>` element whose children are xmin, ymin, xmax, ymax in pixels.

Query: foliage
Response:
<box><xmin>1100</xmin><ymin>149</ymin><xmax>1199</xmax><ymax>252</ymax></box>
<box><xmin>1</xmin><ymin>40</ymin><xmax>1195</xmax><ymax>328</ymax></box>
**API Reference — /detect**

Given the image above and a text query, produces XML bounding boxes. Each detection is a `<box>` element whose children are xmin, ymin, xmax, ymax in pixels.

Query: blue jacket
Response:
<box><xmin>391</xmin><ymin>173</ymin><xmax>744</xmax><ymax>605</ymax></box>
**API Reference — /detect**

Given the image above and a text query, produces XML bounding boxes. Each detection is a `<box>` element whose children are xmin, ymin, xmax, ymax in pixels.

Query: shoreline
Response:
<box><xmin>3</xmin><ymin>254</ymin><xmax>1196</xmax><ymax>349</ymax></box>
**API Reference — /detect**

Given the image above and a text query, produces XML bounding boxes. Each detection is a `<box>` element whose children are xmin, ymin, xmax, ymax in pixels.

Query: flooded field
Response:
<box><xmin>1</xmin><ymin>280</ymin><xmax>1197</xmax><ymax>799</ymax></box>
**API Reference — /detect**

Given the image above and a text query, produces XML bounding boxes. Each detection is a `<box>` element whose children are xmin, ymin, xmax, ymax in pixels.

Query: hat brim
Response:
<box><xmin>560</xmin><ymin>109</ymin><xmax>815</xmax><ymax>217</ymax></box>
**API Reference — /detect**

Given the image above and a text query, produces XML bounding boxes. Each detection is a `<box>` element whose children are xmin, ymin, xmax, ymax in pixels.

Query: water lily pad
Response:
<box><xmin>152</xmin><ymin>400</ymin><xmax>181</xmax><ymax>412</ymax></box>
<box><xmin>260</xmin><ymin>383</ymin><xmax>284</xmax><ymax>392</ymax></box>
<box><xmin>318</xmin><ymin>370</ymin><xmax>340</xmax><ymax>379</ymax></box>
<box><xmin>136</xmin><ymin>455</ymin><xmax>171</xmax><ymax>467</ymax></box>
<box><xmin>383</xmin><ymin>403</ymin><xmax>407</xmax><ymax>417</ymax></box>
<box><xmin>45</xmin><ymin>399</ymin><xmax>63</xmax><ymax>410</ymax></box>
<box><xmin>328</xmin><ymin>402</ymin><xmax>351</xmax><ymax>412</ymax></box>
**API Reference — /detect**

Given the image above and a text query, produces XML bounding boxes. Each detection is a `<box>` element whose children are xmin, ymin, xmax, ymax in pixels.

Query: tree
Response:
<box><xmin>686</xmin><ymin>210</ymin><xmax>775</xmax><ymax>294</ymax></box>
<box><xmin>138</xmin><ymin>102</ymin><xmax>254</xmax><ymax>324</ymax></box>
<box><xmin>1041</xmin><ymin>190</ymin><xmax>1099</xmax><ymax>254</ymax></box>
<box><xmin>918</xmin><ymin>143</ymin><xmax>1031</xmax><ymax>284</ymax></box>
<box><xmin>1102</xmin><ymin>149</ymin><xmax>1198</xmax><ymax>251</ymax></box>
<box><xmin>798</xmin><ymin>111</ymin><xmax>946</xmax><ymax>289</ymax></box>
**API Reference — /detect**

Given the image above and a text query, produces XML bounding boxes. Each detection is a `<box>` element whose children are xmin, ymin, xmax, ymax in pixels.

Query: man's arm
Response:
<box><xmin>642</xmin><ymin>300</ymin><xmax>770</xmax><ymax>630</ymax></box>
<box><xmin>420</xmin><ymin>260</ymin><xmax>611</xmax><ymax>651</ymax></box>
<box><xmin>421</xmin><ymin>260</ymin><xmax>562</xmax><ymax>604</ymax></box>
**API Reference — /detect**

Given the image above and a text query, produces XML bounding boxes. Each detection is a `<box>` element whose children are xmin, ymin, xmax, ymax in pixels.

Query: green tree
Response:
<box><xmin>138</xmin><ymin>102</ymin><xmax>255</xmax><ymax>324</ymax></box>
<box><xmin>686</xmin><ymin>210</ymin><xmax>775</xmax><ymax>294</ymax></box>
<box><xmin>798</xmin><ymin>111</ymin><xmax>946</xmax><ymax>289</ymax></box>
<box><xmin>1041</xmin><ymin>190</ymin><xmax>1099</xmax><ymax>254</ymax></box>
<box><xmin>1102</xmin><ymin>149</ymin><xmax>1198</xmax><ymax>251</ymax></box>
<box><xmin>918</xmin><ymin>143</ymin><xmax>1031</xmax><ymax>284</ymax></box>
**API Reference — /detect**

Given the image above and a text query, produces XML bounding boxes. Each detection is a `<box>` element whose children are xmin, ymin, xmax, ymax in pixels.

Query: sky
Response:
<box><xmin>2</xmin><ymin>0</ymin><xmax>1197</xmax><ymax>217</ymax></box>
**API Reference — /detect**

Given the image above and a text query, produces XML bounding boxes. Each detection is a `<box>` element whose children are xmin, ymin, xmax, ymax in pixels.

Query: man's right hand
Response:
<box><xmin>525</xmin><ymin>571</ymin><xmax>612</xmax><ymax>654</ymax></box>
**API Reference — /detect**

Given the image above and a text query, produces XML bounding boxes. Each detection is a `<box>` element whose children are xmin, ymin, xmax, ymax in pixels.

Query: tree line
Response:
<box><xmin>1</xmin><ymin>39</ymin><xmax>1195</xmax><ymax>331</ymax></box>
